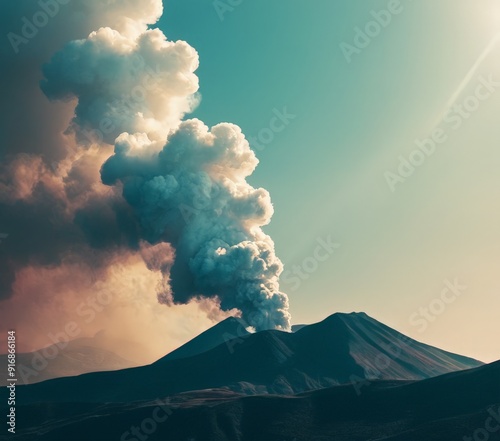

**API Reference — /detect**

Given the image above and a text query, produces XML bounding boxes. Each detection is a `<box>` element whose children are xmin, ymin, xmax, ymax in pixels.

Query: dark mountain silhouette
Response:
<box><xmin>7</xmin><ymin>360</ymin><xmax>500</xmax><ymax>440</ymax></box>
<box><xmin>7</xmin><ymin>312</ymin><xmax>482</xmax><ymax>404</ymax></box>
<box><xmin>162</xmin><ymin>316</ymin><xmax>250</xmax><ymax>361</ymax></box>
<box><xmin>291</xmin><ymin>324</ymin><xmax>307</xmax><ymax>332</ymax></box>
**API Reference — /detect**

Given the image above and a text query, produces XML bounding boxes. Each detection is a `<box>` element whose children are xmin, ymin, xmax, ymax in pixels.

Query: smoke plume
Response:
<box><xmin>0</xmin><ymin>0</ymin><xmax>290</xmax><ymax>345</ymax></box>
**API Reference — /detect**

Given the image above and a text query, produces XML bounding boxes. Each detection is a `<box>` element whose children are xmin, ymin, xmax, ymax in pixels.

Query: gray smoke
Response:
<box><xmin>18</xmin><ymin>0</ymin><xmax>291</xmax><ymax>330</ymax></box>
<box><xmin>100</xmin><ymin>121</ymin><xmax>291</xmax><ymax>329</ymax></box>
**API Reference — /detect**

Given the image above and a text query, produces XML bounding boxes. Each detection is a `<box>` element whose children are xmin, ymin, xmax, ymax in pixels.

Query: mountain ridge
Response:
<box><xmin>0</xmin><ymin>337</ymin><xmax>135</xmax><ymax>386</ymax></box>
<box><xmin>5</xmin><ymin>311</ymin><xmax>483</xmax><ymax>404</ymax></box>
<box><xmin>10</xmin><ymin>360</ymin><xmax>500</xmax><ymax>441</ymax></box>
<box><xmin>159</xmin><ymin>316</ymin><xmax>250</xmax><ymax>362</ymax></box>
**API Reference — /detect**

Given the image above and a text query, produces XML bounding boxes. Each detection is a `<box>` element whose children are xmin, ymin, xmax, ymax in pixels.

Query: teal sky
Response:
<box><xmin>160</xmin><ymin>0</ymin><xmax>500</xmax><ymax>362</ymax></box>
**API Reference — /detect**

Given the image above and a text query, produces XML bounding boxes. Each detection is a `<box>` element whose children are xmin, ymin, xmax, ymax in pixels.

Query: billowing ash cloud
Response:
<box><xmin>41</xmin><ymin>27</ymin><xmax>199</xmax><ymax>144</ymax></box>
<box><xmin>40</xmin><ymin>17</ymin><xmax>291</xmax><ymax>330</ymax></box>
<box><xmin>0</xmin><ymin>0</ymin><xmax>290</xmax><ymax>335</ymax></box>
<box><xmin>99</xmin><ymin>121</ymin><xmax>290</xmax><ymax>329</ymax></box>
<box><xmin>0</xmin><ymin>0</ymin><xmax>164</xmax><ymax>162</ymax></box>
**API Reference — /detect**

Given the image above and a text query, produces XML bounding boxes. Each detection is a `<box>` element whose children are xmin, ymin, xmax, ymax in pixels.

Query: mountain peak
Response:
<box><xmin>328</xmin><ymin>311</ymin><xmax>370</xmax><ymax>319</ymax></box>
<box><xmin>159</xmin><ymin>315</ymin><xmax>250</xmax><ymax>362</ymax></box>
<box><xmin>294</xmin><ymin>311</ymin><xmax>372</xmax><ymax>331</ymax></box>
<box><xmin>291</xmin><ymin>312</ymin><xmax>370</xmax><ymax>332</ymax></box>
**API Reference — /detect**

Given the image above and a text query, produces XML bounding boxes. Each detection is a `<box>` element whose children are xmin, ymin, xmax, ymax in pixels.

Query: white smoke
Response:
<box><xmin>100</xmin><ymin>120</ymin><xmax>291</xmax><ymax>329</ymax></box>
<box><xmin>8</xmin><ymin>0</ymin><xmax>291</xmax><ymax>332</ymax></box>
<box><xmin>41</xmin><ymin>27</ymin><xmax>200</xmax><ymax>144</ymax></box>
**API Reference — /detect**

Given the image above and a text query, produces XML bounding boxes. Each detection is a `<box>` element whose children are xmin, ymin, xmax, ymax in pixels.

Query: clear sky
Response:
<box><xmin>160</xmin><ymin>0</ymin><xmax>500</xmax><ymax>362</ymax></box>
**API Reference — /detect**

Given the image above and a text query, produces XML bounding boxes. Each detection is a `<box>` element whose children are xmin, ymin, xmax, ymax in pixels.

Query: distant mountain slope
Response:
<box><xmin>162</xmin><ymin>316</ymin><xmax>250</xmax><ymax>361</ymax></box>
<box><xmin>291</xmin><ymin>324</ymin><xmax>307</xmax><ymax>332</ymax></box>
<box><xmin>297</xmin><ymin>311</ymin><xmax>483</xmax><ymax>380</ymax></box>
<box><xmin>0</xmin><ymin>338</ymin><xmax>135</xmax><ymax>386</ymax></box>
<box><xmin>8</xmin><ymin>360</ymin><xmax>500</xmax><ymax>441</ymax></box>
<box><xmin>6</xmin><ymin>312</ymin><xmax>483</xmax><ymax>404</ymax></box>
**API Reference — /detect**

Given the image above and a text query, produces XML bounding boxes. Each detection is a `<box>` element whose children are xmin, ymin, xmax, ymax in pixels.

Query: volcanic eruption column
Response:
<box><xmin>41</xmin><ymin>4</ymin><xmax>291</xmax><ymax>331</ymax></box>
